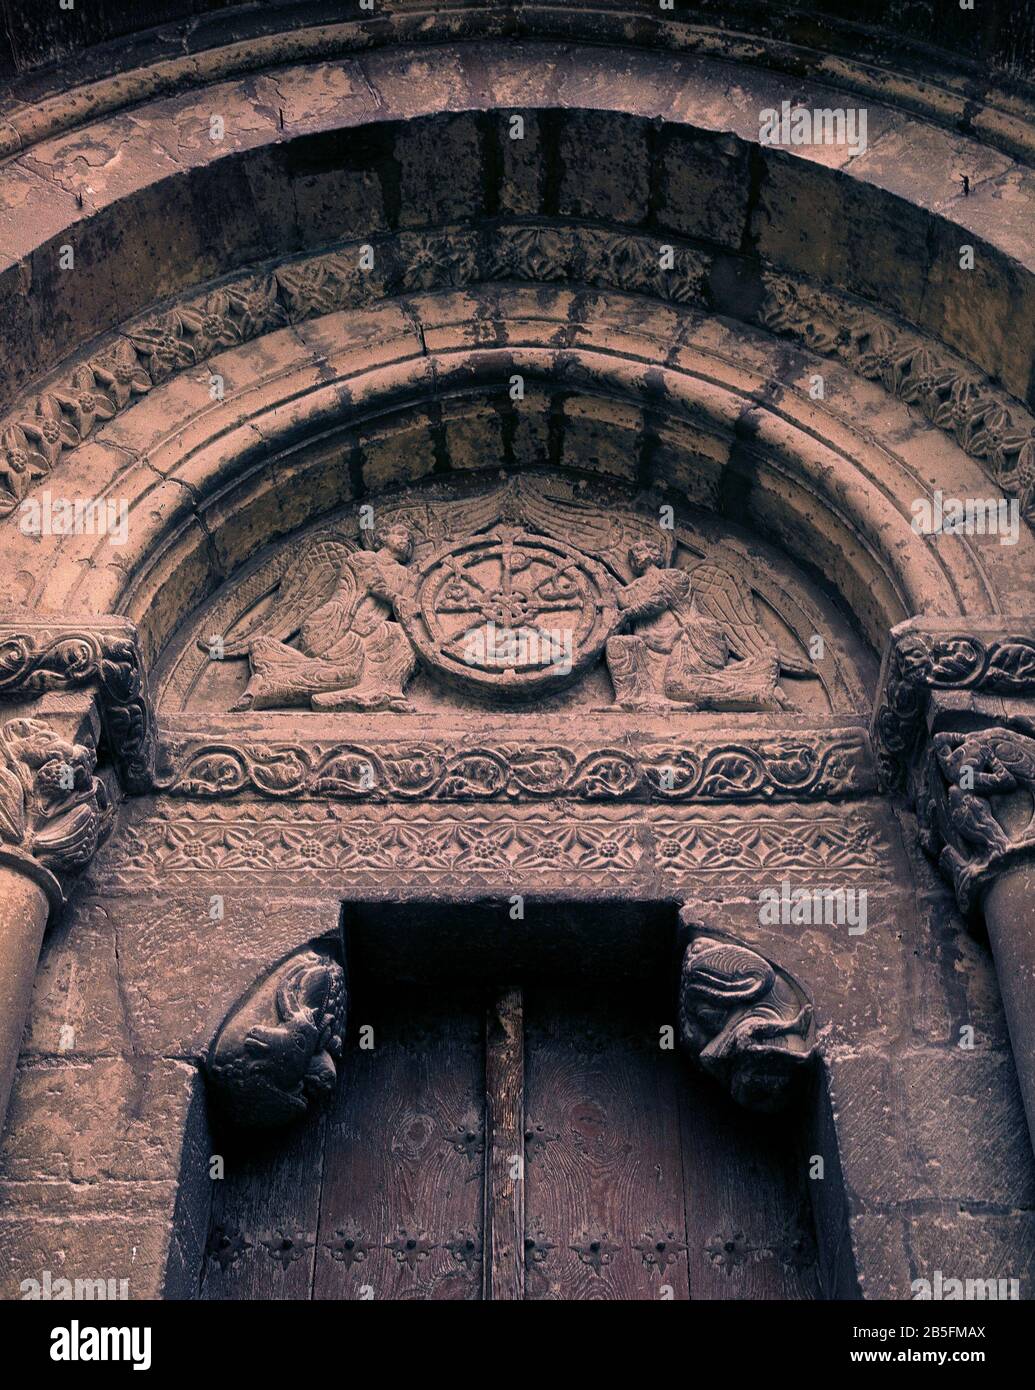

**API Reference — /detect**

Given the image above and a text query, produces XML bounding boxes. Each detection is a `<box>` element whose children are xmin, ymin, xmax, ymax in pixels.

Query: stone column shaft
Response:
<box><xmin>0</xmin><ymin>711</ymin><xmax>114</xmax><ymax>1138</ymax></box>
<box><xmin>0</xmin><ymin>866</ymin><xmax>51</xmax><ymax>1135</ymax></box>
<box><xmin>984</xmin><ymin>869</ymin><xmax>1035</xmax><ymax>1152</ymax></box>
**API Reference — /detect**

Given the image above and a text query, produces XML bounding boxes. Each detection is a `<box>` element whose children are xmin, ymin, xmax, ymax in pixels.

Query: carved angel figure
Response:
<box><xmin>605</xmin><ymin>542</ymin><xmax>809</xmax><ymax>710</ymax></box>
<box><xmin>678</xmin><ymin>930</ymin><xmax>816</xmax><ymax>1113</ymax></box>
<box><xmin>219</xmin><ymin>522</ymin><xmax>419</xmax><ymax>712</ymax></box>
<box><xmin>206</xmin><ymin>951</ymin><xmax>347</xmax><ymax>1128</ymax></box>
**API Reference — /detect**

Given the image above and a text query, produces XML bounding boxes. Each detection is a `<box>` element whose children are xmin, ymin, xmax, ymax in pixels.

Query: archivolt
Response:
<box><xmin>4</xmin><ymin>284</ymin><xmax>1019</xmax><ymax>672</ymax></box>
<box><xmin>2</xmin><ymin>43</ymin><xmax>1033</xmax><ymax>668</ymax></box>
<box><xmin>1</xmin><ymin>44</ymin><xmax>1033</xmax><ymax>405</ymax></box>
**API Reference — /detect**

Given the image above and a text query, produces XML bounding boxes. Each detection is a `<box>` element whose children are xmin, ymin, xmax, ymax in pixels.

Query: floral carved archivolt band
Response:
<box><xmin>1</xmin><ymin>221</ymin><xmax>1032</xmax><ymax>521</ymax></box>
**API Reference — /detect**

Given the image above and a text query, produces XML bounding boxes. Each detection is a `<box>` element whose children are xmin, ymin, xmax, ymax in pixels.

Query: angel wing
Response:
<box><xmin>371</xmin><ymin>482</ymin><xmax>512</xmax><ymax>556</ymax></box>
<box><xmin>513</xmin><ymin>476</ymin><xmax>672</xmax><ymax>570</ymax></box>
<box><xmin>689</xmin><ymin>563</ymin><xmax>811</xmax><ymax>675</ymax></box>
<box><xmin>215</xmin><ymin>537</ymin><xmax>357</xmax><ymax>657</ymax></box>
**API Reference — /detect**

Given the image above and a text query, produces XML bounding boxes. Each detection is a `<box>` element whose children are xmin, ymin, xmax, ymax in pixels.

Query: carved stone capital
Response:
<box><xmin>915</xmin><ymin>720</ymin><xmax>1035</xmax><ymax>915</ymax></box>
<box><xmin>0</xmin><ymin>716</ymin><xmax>114</xmax><ymax>910</ymax></box>
<box><xmin>676</xmin><ymin>908</ymin><xmax>817</xmax><ymax>1113</ymax></box>
<box><xmin>873</xmin><ymin>617</ymin><xmax>1035</xmax><ymax>790</ymax></box>
<box><xmin>206</xmin><ymin>949</ymin><xmax>347</xmax><ymax>1128</ymax></box>
<box><xmin>0</xmin><ymin>616</ymin><xmax>155</xmax><ymax>793</ymax></box>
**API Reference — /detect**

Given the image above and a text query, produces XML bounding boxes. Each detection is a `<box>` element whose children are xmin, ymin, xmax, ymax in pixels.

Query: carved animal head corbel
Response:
<box><xmin>677</xmin><ymin>907</ymin><xmax>817</xmax><ymax>1114</ymax></box>
<box><xmin>205</xmin><ymin>947</ymin><xmax>347</xmax><ymax>1128</ymax></box>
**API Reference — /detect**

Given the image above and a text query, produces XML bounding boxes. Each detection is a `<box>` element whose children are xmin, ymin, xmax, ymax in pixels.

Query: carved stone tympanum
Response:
<box><xmin>177</xmin><ymin>475</ymin><xmax>829</xmax><ymax>717</ymax></box>
<box><xmin>206</xmin><ymin>949</ymin><xmax>347</xmax><ymax>1127</ymax></box>
<box><xmin>677</xmin><ymin>918</ymin><xmax>817</xmax><ymax>1113</ymax></box>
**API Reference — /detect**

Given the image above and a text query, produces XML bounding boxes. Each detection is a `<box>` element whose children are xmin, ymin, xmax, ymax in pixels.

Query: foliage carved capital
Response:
<box><xmin>873</xmin><ymin>617</ymin><xmax>1035</xmax><ymax>790</ymax></box>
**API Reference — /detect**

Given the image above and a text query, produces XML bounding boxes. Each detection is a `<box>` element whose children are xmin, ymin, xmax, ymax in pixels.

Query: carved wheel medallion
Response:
<box><xmin>402</xmin><ymin>527</ymin><xmax>617</xmax><ymax>698</ymax></box>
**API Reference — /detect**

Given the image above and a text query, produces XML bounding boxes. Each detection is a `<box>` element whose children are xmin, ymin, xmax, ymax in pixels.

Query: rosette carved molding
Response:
<box><xmin>205</xmin><ymin>948</ymin><xmax>347</xmax><ymax>1129</ymax></box>
<box><xmin>87</xmin><ymin>801</ymin><xmax>893</xmax><ymax>895</ymax></box>
<box><xmin>0</xmin><ymin>617</ymin><xmax>156</xmax><ymax>793</ymax></box>
<box><xmin>0</xmin><ymin>224</ymin><xmax>1032</xmax><ymax>530</ymax></box>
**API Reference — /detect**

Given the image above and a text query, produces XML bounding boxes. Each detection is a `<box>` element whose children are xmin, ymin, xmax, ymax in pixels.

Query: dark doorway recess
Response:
<box><xmin>202</xmin><ymin>902</ymin><xmax>819</xmax><ymax>1300</ymax></box>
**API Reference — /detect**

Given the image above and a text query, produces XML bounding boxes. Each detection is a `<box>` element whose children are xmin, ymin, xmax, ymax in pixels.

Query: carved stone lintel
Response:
<box><xmin>873</xmin><ymin>617</ymin><xmax>1035</xmax><ymax>790</ymax></box>
<box><xmin>206</xmin><ymin>949</ymin><xmax>347</xmax><ymax>1128</ymax></box>
<box><xmin>677</xmin><ymin>910</ymin><xmax>817</xmax><ymax>1113</ymax></box>
<box><xmin>154</xmin><ymin>724</ymin><xmax>875</xmax><ymax>803</ymax></box>
<box><xmin>916</xmin><ymin>720</ymin><xmax>1035</xmax><ymax>915</ymax></box>
<box><xmin>0</xmin><ymin>617</ymin><xmax>155</xmax><ymax>793</ymax></box>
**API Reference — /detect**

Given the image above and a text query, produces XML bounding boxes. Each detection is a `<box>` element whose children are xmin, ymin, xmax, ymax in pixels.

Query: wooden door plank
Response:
<box><xmin>679</xmin><ymin>1068</ymin><xmax>820</xmax><ymax>1300</ymax></box>
<box><xmin>201</xmin><ymin>1113</ymin><xmax>327</xmax><ymax>1301</ymax></box>
<box><xmin>483</xmin><ymin>986</ymin><xmax>524</xmax><ymax>1301</ymax></box>
<box><xmin>523</xmin><ymin>987</ymin><xmax>691</xmax><ymax>1301</ymax></box>
<box><xmin>312</xmin><ymin>986</ymin><xmax>486</xmax><ymax>1301</ymax></box>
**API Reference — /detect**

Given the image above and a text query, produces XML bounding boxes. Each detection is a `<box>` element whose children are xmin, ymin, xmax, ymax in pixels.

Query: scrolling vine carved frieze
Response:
<box><xmin>0</xmin><ymin>618</ymin><xmax>156</xmax><ymax>792</ymax></box>
<box><xmin>153</xmin><ymin>728</ymin><xmax>874</xmax><ymax>802</ymax></box>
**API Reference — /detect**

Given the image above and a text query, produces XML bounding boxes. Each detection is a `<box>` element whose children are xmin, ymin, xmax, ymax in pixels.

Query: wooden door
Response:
<box><xmin>202</xmin><ymin>981</ymin><xmax>819</xmax><ymax>1300</ymax></box>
